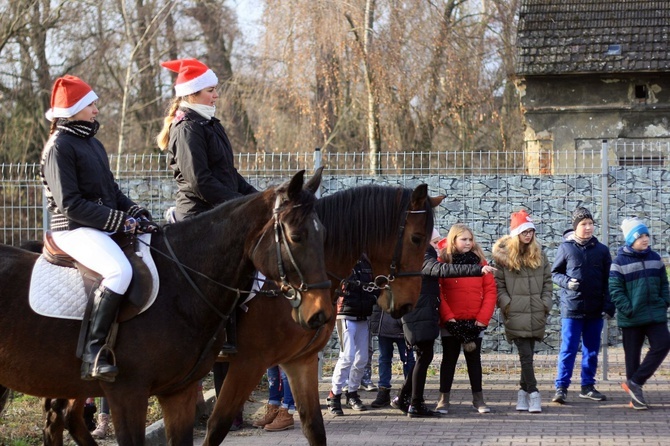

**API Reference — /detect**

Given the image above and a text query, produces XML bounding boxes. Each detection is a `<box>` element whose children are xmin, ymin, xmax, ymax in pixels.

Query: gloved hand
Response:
<box><xmin>123</xmin><ymin>216</ymin><xmax>137</xmax><ymax>233</ymax></box>
<box><xmin>137</xmin><ymin>217</ymin><xmax>160</xmax><ymax>234</ymax></box>
<box><xmin>567</xmin><ymin>278</ymin><xmax>580</xmax><ymax>291</ymax></box>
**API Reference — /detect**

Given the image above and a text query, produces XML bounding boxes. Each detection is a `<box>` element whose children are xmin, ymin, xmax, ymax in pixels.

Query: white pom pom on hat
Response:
<box><xmin>160</xmin><ymin>58</ymin><xmax>218</xmax><ymax>97</ymax></box>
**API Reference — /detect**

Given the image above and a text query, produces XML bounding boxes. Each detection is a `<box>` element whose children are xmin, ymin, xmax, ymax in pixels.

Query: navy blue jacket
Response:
<box><xmin>552</xmin><ymin>231</ymin><xmax>614</xmax><ymax>319</ymax></box>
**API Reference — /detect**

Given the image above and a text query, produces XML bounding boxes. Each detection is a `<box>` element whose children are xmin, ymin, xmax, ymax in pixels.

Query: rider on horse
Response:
<box><xmin>40</xmin><ymin>75</ymin><xmax>157</xmax><ymax>382</ymax></box>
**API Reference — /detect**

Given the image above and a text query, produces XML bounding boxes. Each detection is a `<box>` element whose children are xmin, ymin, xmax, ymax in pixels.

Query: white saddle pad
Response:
<box><xmin>28</xmin><ymin>234</ymin><xmax>159</xmax><ymax>320</ymax></box>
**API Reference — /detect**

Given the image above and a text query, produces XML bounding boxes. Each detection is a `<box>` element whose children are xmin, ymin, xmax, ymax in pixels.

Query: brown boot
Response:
<box><xmin>252</xmin><ymin>403</ymin><xmax>279</xmax><ymax>428</ymax></box>
<box><xmin>91</xmin><ymin>413</ymin><xmax>110</xmax><ymax>439</ymax></box>
<box><xmin>263</xmin><ymin>407</ymin><xmax>294</xmax><ymax>431</ymax></box>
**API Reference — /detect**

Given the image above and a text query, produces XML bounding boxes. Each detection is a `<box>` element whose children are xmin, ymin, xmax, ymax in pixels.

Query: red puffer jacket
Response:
<box><xmin>438</xmin><ymin>259</ymin><xmax>497</xmax><ymax>326</ymax></box>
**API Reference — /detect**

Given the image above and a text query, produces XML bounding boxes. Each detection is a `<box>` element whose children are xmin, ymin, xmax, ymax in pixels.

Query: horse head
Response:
<box><xmin>249</xmin><ymin>168</ymin><xmax>332</xmax><ymax>329</ymax></box>
<box><xmin>372</xmin><ymin>184</ymin><xmax>445</xmax><ymax>318</ymax></box>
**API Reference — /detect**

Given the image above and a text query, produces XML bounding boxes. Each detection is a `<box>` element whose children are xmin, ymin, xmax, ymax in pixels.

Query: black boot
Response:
<box><xmin>219</xmin><ymin>311</ymin><xmax>237</xmax><ymax>355</ymax></box>
<box><xmin>371</xmin><ymin>387</ymin><xmax>391</xmax><ymax>408</ymax></box>
<box><xmin>327</xmin><ymin>392</ymin><xmax>344</xmax><ymax>416</ymax></box>
<box><xmin>81</xmin><ymin>286</ymin><xmax>123</xmax><ymax>382</ymax></box>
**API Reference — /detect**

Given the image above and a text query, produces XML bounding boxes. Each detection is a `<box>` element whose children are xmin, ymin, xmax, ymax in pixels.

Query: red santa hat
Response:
<box><xmin>45</xmin><ymin>75</ymin><xmax>98</xmax><ymax>121</ymax></box>
<box><xmin>510</xmin><ymin>209</ymin><xmax>536</xmax><ymax>237</ymax></box>
<box><xmin>160</xmin><ymin>58</ymin><xmax>218</xmax><ymax>97</ymax></box>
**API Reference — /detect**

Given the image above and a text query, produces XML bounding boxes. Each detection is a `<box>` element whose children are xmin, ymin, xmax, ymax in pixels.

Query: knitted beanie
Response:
<box><xmin>572</xmin><ymin>207</ymin><xmax>593</xmax><ymax>229</ymax></box>
<box><xmin>621</xmin><ymin>217</ymin><xmax>649</xmax><ymax>246</ymax></box>
<box><xmin>509</xmin><ymin>209</ymin><xmax>535</xmax><ymax>236</ymax></box>
<box><xmin>45</xmin><ymin>75</ymin><xmax>98</xmax><ymax>121</ymax></box>
<box><xmin>160</xmin><ymin>58</ymin><xmax>218</xmax><ymax>97</ymax></box>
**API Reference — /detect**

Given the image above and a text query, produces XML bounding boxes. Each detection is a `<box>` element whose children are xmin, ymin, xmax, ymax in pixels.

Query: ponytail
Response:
<box><xmin>156</xmin><ymin>97</ymin><xmax>181</xmax><ymax>150</ymax></box>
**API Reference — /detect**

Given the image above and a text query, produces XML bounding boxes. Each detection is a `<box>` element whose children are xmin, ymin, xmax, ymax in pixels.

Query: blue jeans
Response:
<box><xmin>555</xmin><ymin>318</ymin><xmax>604</xmax><ymax>389</ymax></box>
<box><xmin>267</xmin><ymin>365</ymin><xmax>295</xmax><ymax>410</ymax></box>
<box><xmin>377</xmin><ymin>336</ymin><xmax>414</xmax><ymax>388</ymax></box>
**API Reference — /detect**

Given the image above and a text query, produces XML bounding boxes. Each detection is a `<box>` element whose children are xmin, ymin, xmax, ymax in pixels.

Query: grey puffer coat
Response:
<box><xmin>492</xmin><ymin>235</ymin><xmax>553</xmax><ymax>342</ymax></box>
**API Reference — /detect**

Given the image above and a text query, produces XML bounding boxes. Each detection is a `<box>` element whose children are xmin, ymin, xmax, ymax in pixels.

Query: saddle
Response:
<box><xmin>42</xmin><ymin>230</ymin><xmax>153</xmax><ymax>323</ymax></box>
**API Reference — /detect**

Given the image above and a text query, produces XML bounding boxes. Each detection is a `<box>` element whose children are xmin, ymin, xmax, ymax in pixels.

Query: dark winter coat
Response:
<box><xmin>370</xmin><ymin>304</ymin><xmax>404</xmax><ymax>338</ymax></box>
<box><xmin>402</xmin><ymin>246</ymin><xmax>482</xmax><ymax>346</ymax></box>
<box><xmin>609</xmin><ymin>245</ymin><xmax>670</xmax><ymax>328</ymax></box>
<box><xmin>336</xmin><ymin>255</ymin><xmax>379</xmax><ymax>320</ymax></box>
<box><xmin>40</xmin><ymin>121</ymin><xmax>139</xmax><ymax>232</ymax></box>
<box><xmin>551</xmin><ymin>231</ymin><xmax>614</xmax><ymax>319</ymax></box>
<box><xmin>167</xmin><ymin>108</ymin><xmax>257</xmax><ymax>219</ymax></box>
<box><xmin>492</xmin><ymin>235</ymin><xmax>553</xmax><ymax>341</ymax></box>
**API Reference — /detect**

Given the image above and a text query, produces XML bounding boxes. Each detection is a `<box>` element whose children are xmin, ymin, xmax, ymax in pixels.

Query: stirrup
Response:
<box><xmin>91</xmin><ymin>345</ymin><xmax>118</xmax><ymax>382</ymax></box>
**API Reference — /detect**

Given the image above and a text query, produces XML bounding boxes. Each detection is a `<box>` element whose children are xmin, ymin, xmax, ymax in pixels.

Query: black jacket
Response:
<box><xmin>336</xmin><ymin>255</ymin><xmax>379</xmax><ymax>320</ymax></box>
<box><xmin>370</xmin><ymin>304</ymin><xmax>404</xmax><ymax>338</ymax></box>
<box><xmin>402</xmin><ymin>246</ymin><xmax>482</xmax><ymax>345</ymax></box>
<box><xmin>40</xmin><ymin>123</ymin><xmax>138</xmax><ymax>232</ymax></box>
<box><xmin>167</xmin><ymin>109</ymin><xmax>257</xmax><ymax>219</ymax></box>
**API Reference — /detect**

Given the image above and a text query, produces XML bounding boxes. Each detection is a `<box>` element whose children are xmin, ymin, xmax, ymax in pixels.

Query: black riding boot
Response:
<box><xmin>81</xmin><ymin>286</ymin><xmax>123</xmax><ymax>382</ymax></box>
<box><xmin>219</xmin><ymin>311</ymin><xmax>237</xmax><ymax>355</ymax></box>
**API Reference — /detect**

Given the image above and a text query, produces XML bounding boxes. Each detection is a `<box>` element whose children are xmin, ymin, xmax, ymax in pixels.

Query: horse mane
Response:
<box><xmin>315</xmin><ymin>185</ymin><xmax>434</xmax><ymax>261</ymax></box>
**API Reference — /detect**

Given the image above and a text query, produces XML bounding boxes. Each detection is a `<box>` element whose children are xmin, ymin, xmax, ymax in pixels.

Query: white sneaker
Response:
<box><xmin>516</xmin><ymin>389</ymin><xmax>529</xmax><ymax>411</ymax></box>
<box><xmin>528</xmin><ymin>391</ymin><xmax>542</xmax><ymax>413</ymax></box>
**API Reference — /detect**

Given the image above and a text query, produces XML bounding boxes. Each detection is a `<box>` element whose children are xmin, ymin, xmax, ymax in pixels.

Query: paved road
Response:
<box><xmin>192</xmin><ymin>370</ymin><xmax>670</xmax><ymax>446</ymax></box>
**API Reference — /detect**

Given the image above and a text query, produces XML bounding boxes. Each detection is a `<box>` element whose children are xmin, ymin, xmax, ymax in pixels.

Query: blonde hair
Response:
<box><xmin>156</xmin><ymin>97</ymin><xmax>182</xmax><ymax>150</ymax></box>
<box><xmin>504</xmin><ymin>234</ymin><xmax>544</xmax><ymax>271</ymax></box>
<box><xmin>440</xmin><ymin>223</ymin><xmax>486</xmax><ymax>263</ymax></box>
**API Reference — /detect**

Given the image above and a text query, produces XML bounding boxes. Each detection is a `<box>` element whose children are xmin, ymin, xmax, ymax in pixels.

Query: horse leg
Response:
<box><xmin>202</xmin><ymin>362</ymin><xmax>266</xmax><ymax>446</ymax></box>
<box><xmin>282</xmin><ymin>358</ymin><xmax>327</xmax><ymax>446</ymax></box>
<box><xmin>105</xmin><ymin>390</ymin><xmax>149</xmax><ymax>445</ymax></box>
<box><xmin>156</xmin><ymin>382</ymin><xmax>198</xmax><ymax>445</ymax></box>
<box><xmin>43</xmin><ymin>398</ymin><xmax>66</xmax><ymax>446</ymax></box>
<box><xmin>0</xmin><ymin>385</ymin><xmax>9</xmax><ymax>413</ymax></box>
<box><xmin>64</xmin><ymin>398</ymin><xmax>97</xmax><ymax>446</ymax></box>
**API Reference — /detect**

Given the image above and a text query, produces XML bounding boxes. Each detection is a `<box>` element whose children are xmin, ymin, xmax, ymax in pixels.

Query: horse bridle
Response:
<box><xmin>269</xmin><ymin>199</ymin><xmax>331</xmax><ymax>308</ymax></box>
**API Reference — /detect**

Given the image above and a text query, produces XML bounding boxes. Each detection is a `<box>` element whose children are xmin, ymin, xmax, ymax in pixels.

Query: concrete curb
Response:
<box><xmin>144</xmin><ymin>389</ymin><xmax>217</xmax><ymax>446</ymax></box>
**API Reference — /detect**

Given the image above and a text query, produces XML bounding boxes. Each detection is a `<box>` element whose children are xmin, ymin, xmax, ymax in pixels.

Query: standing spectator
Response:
<box><xmin>369</xmin><ymin>302</ymin><xmax>415</xmax><ymax>408</ymax></box>
<box><xmin>395</xmin><ymin>229</ymin><xmax>490</xmax><ymax>417</ymax></box>
<box><xmin>437</xmin><ymin>224</ymin><xmax>497</xmax><ymax>414</ymax></box>
<box><xmin>492</xmin><ymin>210</ymin><xmax>553</xmax><ymax>413</ymax></box>
<box><xmin>327</xmin><ymin>254</ymin><xmax>379</xmax><ymax>416</ymax></box>
<box><xmin>610</xmin><ymin>217</ymin><xmax>670</xmax><ymax>410</ymax></box>
<box><xmin>252</xmin><ymin>366</ymin><xmax>296</xmax><ymax>431</ymax></box>
<box><xmin>91</xmin><ymin>397</ymin><xmax>110</xmax><ymax>439</ymax></box>
<box><xmin>551</xmin><ymin>207</ymin><xmax>614</xmax><ymax>404</ymax></box>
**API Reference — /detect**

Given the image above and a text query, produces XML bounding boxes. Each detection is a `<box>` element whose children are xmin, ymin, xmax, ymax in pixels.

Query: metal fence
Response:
<box><xmin>3</xmin><ymin>141</ymin><xmax>670</xmax><ymax>380</ymax></box>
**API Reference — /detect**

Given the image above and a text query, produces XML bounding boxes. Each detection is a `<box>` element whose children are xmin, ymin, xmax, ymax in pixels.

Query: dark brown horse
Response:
<box><xmin>38</xmin><ymin>184</ymin><xmax>442</xmax><ymax>445</ymax></box>
<box><xmin>202</xmin><ymin>184</ymin><xmax>443</xmax><ymax>445</ymax></box>
<box><xmin>0</xmin><ymin>170</ymin><xmax>333</xmax><ymax>445</ymax></box>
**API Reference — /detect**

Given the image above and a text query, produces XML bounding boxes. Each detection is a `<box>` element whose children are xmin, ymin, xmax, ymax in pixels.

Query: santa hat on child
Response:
<box><xmin>160</xmin><ymin>58</ymin><xmax>218</xmax><ymax>97</ymax></box>
<box><xmin>510</xmin><ymin>209</ymin><xmax>535</xmax><ymax>237</ymax></box>
<box><xmin>45</xmin><ymin>75</ymin><xmax>98</xmax><ymax>121</ymax></box>
<box><xmin>621</xmin><ymin>217</ymin><xmax>649</xmax><ymax>246</ymax></box>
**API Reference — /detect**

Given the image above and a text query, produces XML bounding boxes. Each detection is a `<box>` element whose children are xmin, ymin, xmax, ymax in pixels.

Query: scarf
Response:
<box><xmin>572</xmin><ymin>234</ymin><xmax>593</xmax><ymax>245</ymax></box>
<box><xmin>180</xmin><ymin>101</ymin><xmax>216</xmax><ymax>120</ymax></box>
<box><xmin>55</xmin><ymin>119</ymin><xmax>99</xmax><ymax>138</ymax></box>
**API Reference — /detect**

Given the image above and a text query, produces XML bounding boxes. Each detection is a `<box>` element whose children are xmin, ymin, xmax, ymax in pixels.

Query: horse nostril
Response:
<box><xmin>308</xmin><ymin>311</ymin><xmax>327</xmax><ymax>329</ymax></box>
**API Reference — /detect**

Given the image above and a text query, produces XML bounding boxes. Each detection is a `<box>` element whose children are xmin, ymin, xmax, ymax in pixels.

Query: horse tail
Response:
<box><xmin>0</xmin><ymin>385</ymin><xmax>10</xmax><ymax>414</ymax></box>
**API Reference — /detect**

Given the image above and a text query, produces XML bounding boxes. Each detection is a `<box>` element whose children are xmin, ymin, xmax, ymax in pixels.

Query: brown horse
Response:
<box><xmin>39</xmin><ymin>184</ymin><xmax>442</xmax><ymax>445</ymax></box>
<box><xmin>0</xmin><ymin>170</ymin><xmax>333</xmax><ymax>445</ymax></box>
<box><xmin>202</xmin><ymin>184</ymin><xmax>443</xmax><ymax>445</ymax></box>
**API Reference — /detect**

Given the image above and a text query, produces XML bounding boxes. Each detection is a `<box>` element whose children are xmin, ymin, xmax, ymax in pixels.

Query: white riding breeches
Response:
<box><xmin>51</xmin><ymin>227</ymin><xmax>132</xmax><ymax>295</ymax></box>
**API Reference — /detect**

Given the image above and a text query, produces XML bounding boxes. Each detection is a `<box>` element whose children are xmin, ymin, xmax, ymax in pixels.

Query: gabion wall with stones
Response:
<box><xmin>115</xmin><ymin>169</ymin><xmax>670</xmax><ymax>359</ymax></box>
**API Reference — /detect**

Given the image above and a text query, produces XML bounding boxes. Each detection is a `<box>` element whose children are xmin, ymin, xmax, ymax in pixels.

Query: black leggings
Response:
<box><xmin>399</xmin><ymin>340</ymin><xmax>434</xmax><ymax>406</ymax></box>
<box><xmin>439</xmin><ymin>336</ymin><xmax>483</xmax><ymax>393</ymax></box>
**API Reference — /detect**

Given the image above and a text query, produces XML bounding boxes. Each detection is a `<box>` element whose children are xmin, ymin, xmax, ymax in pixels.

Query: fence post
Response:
<box><xmin>601</xmin><ymin>139</ymin><xmax>609</xmax><ymax>380</ymax></box>
<box><xmin>313</xmin><ymin>147</ymin><xmax>322</xmax><ymax>199</ymax></box>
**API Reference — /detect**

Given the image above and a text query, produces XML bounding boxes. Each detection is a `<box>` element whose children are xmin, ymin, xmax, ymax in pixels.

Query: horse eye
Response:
<box><xmin>290</xmin><ymin>233</ymin><xmax>303</xmax><ymax>243</ymax></box>
<box><xmin>410</xmin><ymin>234</ymin><xmax>424</xmax><ymax>246</ymax></box>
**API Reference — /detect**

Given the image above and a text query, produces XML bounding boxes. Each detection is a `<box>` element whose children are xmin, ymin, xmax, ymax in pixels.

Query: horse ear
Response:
<box><xmin>409</xmin><ymin>184</ymin><xmax>428</xmax><ymax>210</ymax></box>
<box><xmin>429</xmin><ymin>195</ymin><xmax>446</xmax><ymax>208</ymax></box>
<box><xmin>305</xmin><ymin>166</ymin><xmax>324</xmax><ymax>194</ymax></box>
<box><xmin>287</xmin><ymin>170</ymin><xmax>306</xmax><ymax>200</ymax></box>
